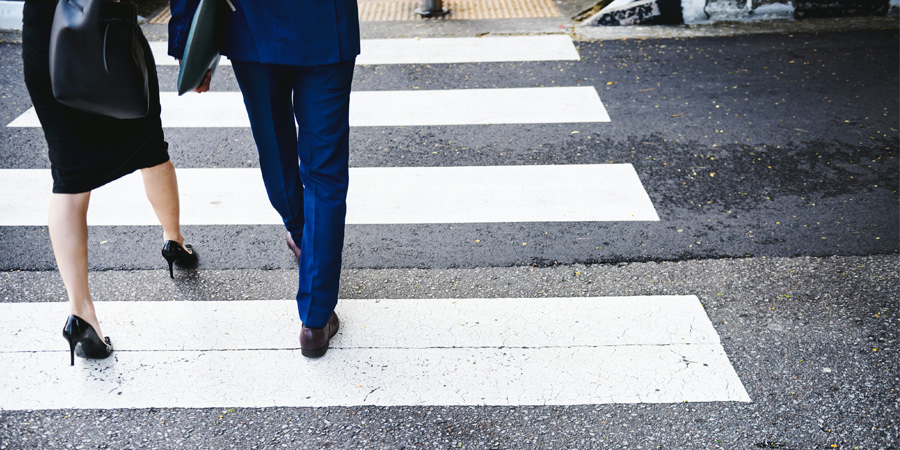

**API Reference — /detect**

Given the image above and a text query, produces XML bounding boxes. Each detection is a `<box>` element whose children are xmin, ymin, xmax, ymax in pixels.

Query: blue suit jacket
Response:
<box><xmin>168</xmin><ymin>0</ymin><xmax>360</xmax><ymax>66</ymax></box>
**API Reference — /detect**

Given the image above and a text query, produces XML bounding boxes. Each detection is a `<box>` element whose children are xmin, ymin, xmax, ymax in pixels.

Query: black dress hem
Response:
<box><xmin>23</xmin><ymin>0</ymin><xmax>171</xmax><ymax>195</ymax></box>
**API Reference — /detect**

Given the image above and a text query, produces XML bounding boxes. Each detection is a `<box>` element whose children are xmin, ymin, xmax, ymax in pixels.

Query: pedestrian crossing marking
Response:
<box><xmin>7</xmin><ymin>87</ymin><xmax>611</xmax><ymax>128</ymax></box>
<box><xmin>0</xmin><ymin>32</ymin><xmax>711</xmax><ymax>413</ymax></box>
<box><xmin>0</xmin><ymin>296</ymin><xmax>751</xmax><ymax>409</ymax></box>
<box><xmin>359</xmin><ymin>35</ymin><xmax>579</xmax><ymax>64</ymax></box>
<box><xmin>0</xmin><ymin>165</ymin><xmax>659</xmax><ymax>226</ymax></box>
<box><xmin>0</xmin><ymin>297</ymin><xmax>720</xmax><ymax>351</ymax></box>
<box><xmin>148</xmin><ymin>35</ymin><xmax>580</xmax><ymax>67</ymax></box>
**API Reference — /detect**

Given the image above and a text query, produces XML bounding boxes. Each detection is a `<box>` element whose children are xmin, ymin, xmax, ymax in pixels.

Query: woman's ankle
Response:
<box><xmin>68</xmin><ymin>301</ymin><xmax>103</xmax><ymax>338</ymax></box>
<box><xmin>163</xmin><ymin>232</ymin><xmax>185</xmax><ymax>245</ymax></box>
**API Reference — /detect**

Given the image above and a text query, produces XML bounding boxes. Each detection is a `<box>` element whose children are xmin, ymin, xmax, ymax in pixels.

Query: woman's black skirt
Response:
<box><xmin>22</xmin><ymin>0</ymin><xmax>170</xmax><ymax>194</ymax></box>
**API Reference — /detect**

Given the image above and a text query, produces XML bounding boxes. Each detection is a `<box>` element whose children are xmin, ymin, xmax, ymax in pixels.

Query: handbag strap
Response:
<box><xmin>100</xmin><ymin>17</ymin><xmax>140</xmax><ymax>74</ymax></box>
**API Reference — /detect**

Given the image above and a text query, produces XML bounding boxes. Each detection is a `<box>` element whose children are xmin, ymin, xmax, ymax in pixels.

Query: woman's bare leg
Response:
<box><xmin>49</xmin><ymin>192</ymin><xmax>103</xmax><ymax>340</ymax></box>
<box><xmin>141</xmin><ymin>160</ymin><xmax>188</xmax><ymax>247</ymax></box>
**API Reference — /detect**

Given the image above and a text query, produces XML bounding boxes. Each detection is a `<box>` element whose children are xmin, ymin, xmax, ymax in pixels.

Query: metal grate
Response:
<box><xmin>359</xmin><ymin>0</ymin><xmax>561</xmax><ymax>21</ymax></box>
<box><xmin>148</xmin><ymin>7</ymin><xmax>172</xmax><ymax>25</ymax></box>
<box><xmin>147</xmin><ymin>0</ymin><xmax>560</xmax><ymax>25</ymax></box>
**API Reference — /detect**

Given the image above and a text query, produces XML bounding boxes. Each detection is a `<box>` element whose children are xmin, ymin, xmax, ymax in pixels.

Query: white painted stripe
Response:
<box><xmin>0</xmin><ymin>165</ymin><xmax>660</xmax><ymax>226</ymax></box>
<box><xmin>0</xmin><ymin>296</ymin><xmax>750</xmax><ymax>409</ymax></box>
<box><xmin>148</xmin><ymin>35</ymin><xmax>580</xmax><ymax>67</ymax></box>
<box><xmin>0</xmin><ymin>346</ymin><xmax>747</xmax><ymax>409</ymax></box>
<box><xmin>358</xmin><ymin>35</ymin><xmax>580</xmax><ymax>64</ymax></box>
<box><xmin>0</xmin><ymin>297</ymin><xmax>719</xmax><ymax>352</ymax></box>
<box><xmin>7</xmin><ymin>87</ymin><xmax>611</xmax><ymax>128</ymax></box>
<box><xmin>350</xmin><ymin>87</ymin><xmax>610</xmax><ymax>126</ymax></box>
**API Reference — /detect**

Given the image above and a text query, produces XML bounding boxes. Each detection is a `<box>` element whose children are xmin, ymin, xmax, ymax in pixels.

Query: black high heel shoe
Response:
<box><xmin>62</xmin><ymin>315</ymin><xmax>113</xmax><ymax>366</ymax></box>
<box><xmin>161</xmin><ymin>240</ymin><xmax>198</xmax><ymax>278</ymax></box>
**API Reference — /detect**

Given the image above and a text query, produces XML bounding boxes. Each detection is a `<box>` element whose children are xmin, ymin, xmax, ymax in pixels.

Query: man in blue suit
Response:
<box><xmin>169</xmin><ymin>0</ymin><xmax>360</xmax><ymax>357</ymax></box>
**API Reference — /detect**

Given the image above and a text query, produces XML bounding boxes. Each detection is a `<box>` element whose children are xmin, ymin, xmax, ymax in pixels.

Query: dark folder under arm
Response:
<box><xmin>176</xmin><ymin>0</ymin><xmax>222</xmax><ymax>95</ymax></box>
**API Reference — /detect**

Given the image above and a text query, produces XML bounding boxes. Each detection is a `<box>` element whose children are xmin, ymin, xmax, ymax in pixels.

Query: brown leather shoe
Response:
<box><xmin>300</xmin><ymin>313</ymin><xmax>340</xmax><ymax>358</ymax></box>
<box><xmin>286</xmin><ymin>231</ymin><xmax>301</xmax><ymax>262</ymax></box>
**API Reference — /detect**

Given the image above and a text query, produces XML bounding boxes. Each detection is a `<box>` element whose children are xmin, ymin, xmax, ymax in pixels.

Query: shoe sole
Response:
<box><xmin>301</xmin><ymin>344</ymin><xmax>328</xmax><ymax>358</ymax></box>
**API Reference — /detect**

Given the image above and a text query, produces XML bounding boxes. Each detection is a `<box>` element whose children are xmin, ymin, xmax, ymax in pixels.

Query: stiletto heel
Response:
<box><xmin>62</xmin><ymin>315</ymin><xmax>113</xmax><ymax>366</ymax></box>
<box><xmin>68</xmin><ymin>339</ymin><xmax>75</xmax><ymax>366</ymax></box>
<box><xmin>161</xmin><ymin>240</ymin><xmax>198</xmax><ymax>279</ymax></box>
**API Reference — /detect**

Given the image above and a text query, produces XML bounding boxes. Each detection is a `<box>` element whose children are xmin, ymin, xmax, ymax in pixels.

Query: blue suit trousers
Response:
<box><xmin>231</xmin><ymin>59</ymin><xmax>355</xmax><ymax>328</ymax></box>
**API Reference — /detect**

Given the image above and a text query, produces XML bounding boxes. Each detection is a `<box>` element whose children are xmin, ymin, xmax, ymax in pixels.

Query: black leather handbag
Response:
<box><xmin>49</xmin><ymin>0</ymin><xmax>150</xmax><ymax>119</ymax></box>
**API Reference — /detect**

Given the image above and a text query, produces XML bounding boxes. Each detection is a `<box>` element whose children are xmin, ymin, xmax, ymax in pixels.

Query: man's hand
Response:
<box><xmin>194</xmin><ymin>69</ymin><xmax>212</xmax><ymax>93</ymax></box>
<box><xmin>176</xmin><ymin>59</ymin><xmax>213</xmax><ymax>93</ymax></box>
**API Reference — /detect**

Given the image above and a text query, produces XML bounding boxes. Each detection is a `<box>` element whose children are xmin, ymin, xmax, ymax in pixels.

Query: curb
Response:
<box><xmin>574</xmin><ymin>15</ymin><xmax>898</xmax><ymax>40</ymax></box>
<box><xmin>0</xmin><ymin>1</ymin><xmax>896</xmax><ymax>41</ymax></box>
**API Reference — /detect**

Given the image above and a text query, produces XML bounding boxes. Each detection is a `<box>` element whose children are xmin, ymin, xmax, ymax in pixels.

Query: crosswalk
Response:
<box><xmin>149</xmin><ymin>35</ymin><xmax>582</xmax><ymax>66</ymax></box>
<box><xmin>0</xmin><ymin>35</ymin><xmax>749</xmax><ymax>410</ymax></box>
<box><xmin>0</xmin><ymin>165</ymin><xmax>658</xmax><ymax>225</ymax></box>
<box><xmin>9</xmin><ymin>87</ymin><xmax>611</xmax><ymax>127</ymax></box>
<box><xmin>0</xmin><ymin>297</ymin><xmax>748</xmax><ymax>409</ymax></box>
